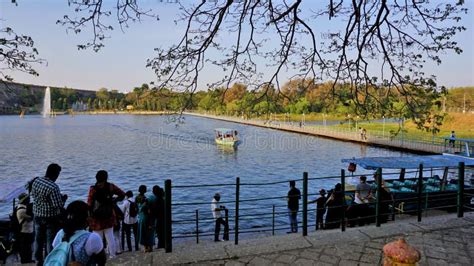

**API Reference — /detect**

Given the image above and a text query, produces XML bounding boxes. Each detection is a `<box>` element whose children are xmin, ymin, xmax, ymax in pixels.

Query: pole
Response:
<box><xmin>457</xmin><ymin>162</ymin><xmax>465</xmax><ymax>218</ymax></box>
<box><xmin>272</xmin><ymin>205</ymin><xmax>275</xmax><ymax>236</ymax></box>
<box><xmin>375</xmin><ymin>168</ymin><xmax>382</xmax><ymax>227</ymax></box>
<box><xmin>417</xmin><ymin>164</ymin><xmax>423</xmax><ymax>222</ymax></box>
<box><xmin>224</xmin><ymin>209</ymin><xmax>229</xmax><ymax>241</ymax></box>
<box><xmin>341</xmin><ymin>169</ymin><xmax>346</xmax><ymax>232</ymax></box>
<box><xmin>382</xmin><ymin>116</ymin><xmax>385</xmax><ymax>137</ymax></box>
<box><xmin>302</xmin><ymin>172</ymin><xmax>308</xmax><ymax>236</ymax></box>
<box><xmin>235</xmin><ymin>177</ymin><xmax>240</xmax><ymax>245</ymax></box>
<box><xmin>164</xmin><ymin>179</ymin><xmax>172</xmax><ymax>252</ymax></box>
<box><xmin>195</xmin><ymin>209</ymin><xmax>199</xmax><ymax>244</ymax></box>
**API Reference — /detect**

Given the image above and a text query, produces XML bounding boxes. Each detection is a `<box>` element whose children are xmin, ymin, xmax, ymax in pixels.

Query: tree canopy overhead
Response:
<box><xmin>1</xmin><ymin>0</ymin><xmax>469</xmax><ymax>126</ymax></box>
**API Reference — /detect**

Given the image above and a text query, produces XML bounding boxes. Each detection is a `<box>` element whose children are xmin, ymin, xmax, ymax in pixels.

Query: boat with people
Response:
<box><xmin>214</xmin><ymin>128</ymin><xmax>240</xmax><ymax>147</ymax></box>
<box><xmin>342</xmin><ymin>153</ymin><xmax>474</xmax><ymax>214</ymax></box>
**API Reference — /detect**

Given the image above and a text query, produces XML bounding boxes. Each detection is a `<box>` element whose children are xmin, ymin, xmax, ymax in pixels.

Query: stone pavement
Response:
<box><xmin>110</xmin><ymin>212</ymin><xmax>474</xmax><ymax>265</ymax></box>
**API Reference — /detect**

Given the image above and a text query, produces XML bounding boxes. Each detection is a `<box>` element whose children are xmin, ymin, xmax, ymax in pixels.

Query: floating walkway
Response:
<box><xmin>185</xmin><ymin>112</ymin><xmax>451</xmax><ymax>154</ymax></box>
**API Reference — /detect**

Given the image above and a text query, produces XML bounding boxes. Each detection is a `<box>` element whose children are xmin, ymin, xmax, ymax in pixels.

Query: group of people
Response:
<box><xmin>12</xmin><ymin>163</ymin><xmax>166</xmax><ymax>265</ymax></box>
<box><xmin>286</xmin><ymin>175</ymin><xmax>392</xmax><ymax>232</ymax></box>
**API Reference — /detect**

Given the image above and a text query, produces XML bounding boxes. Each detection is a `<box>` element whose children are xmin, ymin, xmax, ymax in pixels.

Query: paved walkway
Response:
<box><xmin>110</xmin><ymin>212</ymin><xmax>474</xmax><ymax>265</ymax></box>
<box><xmin>184</xmin><ymin>112</ymin><xmax>451</xmax><ymax>155</ymax></box>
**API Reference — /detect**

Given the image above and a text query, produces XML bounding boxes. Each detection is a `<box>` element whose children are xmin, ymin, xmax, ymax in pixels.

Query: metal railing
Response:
<box><xmin>160</xmin><ymin>162</ymin><xmax>471</xmax><ymax>253</ymax></box>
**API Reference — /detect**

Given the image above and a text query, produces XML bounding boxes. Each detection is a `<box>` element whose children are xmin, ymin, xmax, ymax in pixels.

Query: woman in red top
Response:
<box><xmin>87</xmin><ymin>170</ymin><xmax>125</xmax><ymax>259</ymax></box>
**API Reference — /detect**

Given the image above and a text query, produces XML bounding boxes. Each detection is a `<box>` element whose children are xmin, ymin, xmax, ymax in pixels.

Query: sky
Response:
<box><xmin>1</xmin><ymin>0</ymin><xmax>473</xmax><ymax>93</ymax></box>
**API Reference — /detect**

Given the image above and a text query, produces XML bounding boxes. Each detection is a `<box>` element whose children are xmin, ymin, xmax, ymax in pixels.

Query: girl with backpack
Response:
<box><xmin>49</xmin><ymin>201</ymin><xmax>106</xmax><ymax>266</ymax></box>
<box><xmin>87</xmin><ymin>170</ymin><xmax>125</xmax><ymax>259</ymax></box>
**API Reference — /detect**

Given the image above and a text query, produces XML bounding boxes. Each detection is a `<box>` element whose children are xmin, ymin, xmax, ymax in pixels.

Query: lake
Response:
<box><xmin>0</xmin><ymin>115</ymin><xmax>410</xmax><ymax>237</ymax></box>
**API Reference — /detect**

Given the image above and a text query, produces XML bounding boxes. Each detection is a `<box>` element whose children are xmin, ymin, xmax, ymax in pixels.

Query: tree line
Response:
<box><xmin>47</xmin><ymin>80</ymin><xmax>472</xmax><ymax>119</ymax></box>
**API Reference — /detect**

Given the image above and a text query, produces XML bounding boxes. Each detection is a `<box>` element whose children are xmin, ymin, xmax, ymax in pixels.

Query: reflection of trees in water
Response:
<box><xmin>360</xmin><ymin>145</ymin><xmax>367</xmax><ymax>157</ymax></box>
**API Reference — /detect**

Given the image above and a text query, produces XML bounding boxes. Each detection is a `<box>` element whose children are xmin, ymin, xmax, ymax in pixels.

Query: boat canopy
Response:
<box><xmin>215</xmin><ymin>128</ymin><xmax>235</xmax><ymax>133</ymax></box>
<box><xmin>342</xmin><ymin>154</ymin><xmax>474</xmax><ymax>170</ymax></box>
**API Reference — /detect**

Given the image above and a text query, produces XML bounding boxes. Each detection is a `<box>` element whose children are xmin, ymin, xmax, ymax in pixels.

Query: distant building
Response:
<box><xmin>126</xmin><ymin>105</ymin><xmax>134</xmax><ymax>111</ymax></box>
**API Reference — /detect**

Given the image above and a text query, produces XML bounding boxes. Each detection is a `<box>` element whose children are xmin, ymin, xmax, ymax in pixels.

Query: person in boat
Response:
<box><xmin>287</xmin><ymin>181</ymin><xmax>301</xmax><ymax>233</ymax></box>
<box><xmin>449</xmin><ymin>131</ymin><xmax>456</xmax><ymax>147</ymax></box>
<box><xmin>309</xmin><ymin>189</ymin><xmax>327</xmax><ymax>230</ymax></box>
<box><xmin>325</xmin><ymin>183</ymin><xmax>345</xmax><ymax>229</ymax></box>
<box><xmin>211</xmin><ymin>193</ymin><xmax>228</xmax><ymax>241</ymax></box>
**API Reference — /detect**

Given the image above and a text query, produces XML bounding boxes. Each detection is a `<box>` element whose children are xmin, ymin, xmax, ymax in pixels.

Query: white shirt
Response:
<box><xmin>119</xmin><ymin>197</ymin><xmax>138</xmax><ymax>225</ymax></box>
<box><xmin>211</xmin><ymin>198</ymin><xmax>221</xmax><ymax>219</ymax></box>
<box><xmin>52</xmin><ymin>230</ymin><xmax>103</xmax><ymax>257</ymax></box>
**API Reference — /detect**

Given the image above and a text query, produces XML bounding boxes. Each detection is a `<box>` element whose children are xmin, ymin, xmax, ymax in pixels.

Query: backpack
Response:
<box><xmin>44</xmin><ymin>230</ymin><xmax>89</xmax><ymax>266</ymax></box>
<box><xmin>128</xmin><ymin>200</ymin><xmax>138</xmax><ymax>218</ymax></box>
<box><xmin>91</xmin><ymin>183</ymin><xmax>113</xmax><ymax>219</ymax></box>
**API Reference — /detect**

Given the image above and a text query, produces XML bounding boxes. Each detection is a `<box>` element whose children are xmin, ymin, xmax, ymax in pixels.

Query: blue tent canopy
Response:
<box><xmin>342</xmin><ymin>155</ymin><xmax>474</xmax><ymax>170</ymax></box>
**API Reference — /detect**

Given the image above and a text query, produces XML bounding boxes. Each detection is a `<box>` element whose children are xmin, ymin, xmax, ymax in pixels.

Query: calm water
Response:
<box><xmin>0</xmin><ymin>115</ymin><xmax>410</xmax><ymax>237</ymax></box>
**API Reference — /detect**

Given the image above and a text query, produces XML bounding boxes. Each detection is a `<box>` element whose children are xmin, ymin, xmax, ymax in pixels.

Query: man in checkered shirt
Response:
<box><xmin>30</xmin><ymin>163</ymin><xmax>67</xmax><ymax>265</ymax></box>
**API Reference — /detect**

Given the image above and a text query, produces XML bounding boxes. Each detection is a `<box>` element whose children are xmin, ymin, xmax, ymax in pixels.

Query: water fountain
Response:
<box><xmin>42</xmin><ymin>87</ymin><xmax>51</xmax><ymax>118</ymax></box>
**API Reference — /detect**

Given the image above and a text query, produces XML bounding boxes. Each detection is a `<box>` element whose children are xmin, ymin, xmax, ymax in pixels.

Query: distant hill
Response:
<box><xmin>0</xmin><ymin>81</ymin><xmax>96</xmax><ymax>114</ymax></box>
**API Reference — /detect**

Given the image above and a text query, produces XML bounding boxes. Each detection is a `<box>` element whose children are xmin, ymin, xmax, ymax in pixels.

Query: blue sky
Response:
<box><xmin>1</xmin><ymin>1</ymin><xmax>473</xmax><ymax>92</ymax></box>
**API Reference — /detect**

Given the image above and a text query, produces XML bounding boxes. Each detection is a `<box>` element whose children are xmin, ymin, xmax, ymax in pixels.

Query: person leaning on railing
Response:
<box><xmin>287</xmin><ymin>181</ymin><xmax>301</xmax><ymax>233</ymax></box>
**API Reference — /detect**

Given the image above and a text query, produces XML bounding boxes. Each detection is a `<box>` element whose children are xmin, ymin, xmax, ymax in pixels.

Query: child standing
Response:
<box><xmin>16</xmin><ymin>193</ymin><xmax>34</xmax><ymax>263</ymax></box>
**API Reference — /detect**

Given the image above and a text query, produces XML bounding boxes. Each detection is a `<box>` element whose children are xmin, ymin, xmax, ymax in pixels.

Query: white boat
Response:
<box><xmin>215</xmin><ymin>128</ymin><xmax>240</xmax><ymax>147</ymax></box>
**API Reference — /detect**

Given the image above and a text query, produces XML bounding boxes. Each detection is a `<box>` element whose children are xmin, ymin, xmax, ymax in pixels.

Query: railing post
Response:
<box><xmin>341</xmin><ymin>169</ymin><xmax>346</xmax><ymax>232</ymax></box>
<box><xmin>375</xmin><ymin>168</ymin><xmax>382</xmax><ymax>227</ymax></box>
<box><xmin>417</xmin><ymin>164</ymin><xmax>423</xmax><ymax>222</ymax></box>
<box><xmin>302</xmin><ymin>172</ymin><xmax>308</xmax><ymax>236</ymax></box>
<box><xmin>195</xmin><ymin>209</ymin><xmax>199</xmax><ymax>244</ymax></box>
<box><xmin>457</xmin><ymin>162</ymin><xmax>465</xmax><ymax>218</ymax></box>
<box><xmin>272</xmin><ymin>205</ymin><xmax>275</xmax><ymax>236</ymax></box>
<box><xmin>164</xmin><ymin>179</ymin><xmax>172</xmax><ymax>253</ymax></box>
<box><xmin>235</xmin><ymin>177</ymin><xmax>240</xmax><ymax>245</ymax></box>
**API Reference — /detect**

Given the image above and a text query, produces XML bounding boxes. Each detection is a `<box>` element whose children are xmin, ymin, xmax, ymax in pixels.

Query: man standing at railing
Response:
<box><xmin>211</xmin><ymin>193</ymin><xmax>228</xmax><ymax>241</ymax></box>
<box><xmin>287</xmin><ymin>181</ymin><xmax>301</xmax><ymax>233</ymax></box>
<box><xmin>449</xmin><ymin>131</ymin><xmax>456</xmax><ymax>147</ymax></box>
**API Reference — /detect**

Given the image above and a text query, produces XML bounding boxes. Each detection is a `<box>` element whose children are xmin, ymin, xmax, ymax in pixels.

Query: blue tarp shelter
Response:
<box><xmin>342</xmin><ymin>154</ymin><xmax>474</xmax><ymax>170</ymax></box>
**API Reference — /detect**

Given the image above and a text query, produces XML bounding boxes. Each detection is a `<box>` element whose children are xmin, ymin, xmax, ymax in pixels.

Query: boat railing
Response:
<box><xmin>155</xmin><ymin>162</ymin><xmax>471</xmax><ymax>253</ymax></box>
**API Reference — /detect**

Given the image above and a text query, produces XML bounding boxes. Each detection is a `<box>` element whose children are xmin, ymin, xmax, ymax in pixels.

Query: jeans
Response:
<box><xmin>288</xmin><ymin>209</ymin><xmax>298</xmax><ymax>232</ymax></box>
<box><xmin>34</xmin><ymin>216</ymin><xmax>60</xmax><ymax>265</ymax></box>
<box><xmin>214</xmin><ymin>218</ymin><xmax>228</xmax><ymax>241</ymax></box>
<box><xmin>18</xmin><ymin>232</ymin><xmax>34</xmax><ymax>263</ymax></box>
<box><xmin>121</xmin><ymin>222</ymin><xmax>139</xmax><ymax>251</ymax></box>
